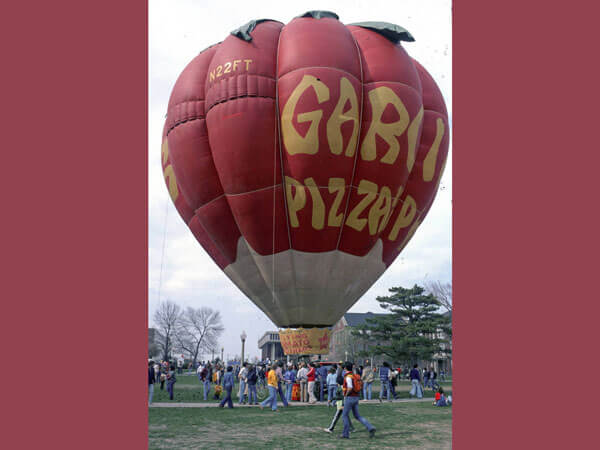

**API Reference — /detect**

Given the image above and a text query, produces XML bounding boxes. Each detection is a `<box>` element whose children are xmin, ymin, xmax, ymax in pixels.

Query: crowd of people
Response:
<box><xmin>149</xmin><ymin>358</ymin><xmax>450</xmax><ymax>405</ymax></box>
<box><xmin>148</xmin><ymin>358</ymin><xmax>450</xmax><ymax>440</ymax></box>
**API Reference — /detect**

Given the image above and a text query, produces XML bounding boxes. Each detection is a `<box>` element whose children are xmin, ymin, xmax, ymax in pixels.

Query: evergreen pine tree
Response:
<box><xmin>352</xmin><ymin>284</ymin><xmax>451</xmax><ymax>364</ymax></box>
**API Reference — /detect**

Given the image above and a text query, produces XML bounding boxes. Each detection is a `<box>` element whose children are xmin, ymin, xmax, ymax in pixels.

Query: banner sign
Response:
<box><xmin>279</xmin><ymin>328</ymin><xmax>331</xmax><ymax>355</ymax></box>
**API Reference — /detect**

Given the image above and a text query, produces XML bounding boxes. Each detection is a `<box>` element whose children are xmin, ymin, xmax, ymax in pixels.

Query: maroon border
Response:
<box><xmin>454</xmin><ymin>1</ymin><xmax>599</xmax><ymax>448</ymax></box>
<box><xmin>5</xmin><ymin>1</ymin><xmax>599</xmax><ymax>448</ymax></box>
<box><xmin>4</xmin><ymin>1</ymin><xmax>147</xmax><ymax>448</ymax></box>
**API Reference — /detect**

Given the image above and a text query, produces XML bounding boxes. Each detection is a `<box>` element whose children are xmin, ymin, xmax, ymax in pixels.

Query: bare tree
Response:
<box><xmin>425</xmin><ymin>280</ymin><xmax>452</xmax><ymax>312</ymax></box>
<box><xmin>174</xmin><ymin>306</ymin><xmax>224</xmax><ymax>367</ymax></box>
<box><xmin>153</xmin><ymin>300</ymin><xmax>182</xmax><ymax>362</ymax></box>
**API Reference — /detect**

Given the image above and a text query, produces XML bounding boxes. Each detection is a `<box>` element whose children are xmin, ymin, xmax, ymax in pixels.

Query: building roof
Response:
<box><xmin>343</xmin><ymin>312</ymin><xmax>388</xmax><ymax>327</ymax></box>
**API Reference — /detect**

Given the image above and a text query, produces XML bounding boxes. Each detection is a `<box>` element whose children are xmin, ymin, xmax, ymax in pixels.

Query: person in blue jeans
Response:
<box><xmin>361</xmin><ymin>365</ymin><xmax>374</xmax><ymax>400</ymax></box>
<box><xmin>148</xmin><ymin>361</ymin><xmax>155</xmax><ymax>405</ymax></box>
<box><xmin>326</xmin><ymin>367</ymin><xmax>337</xmax><ymax>406</ymax></box>
<box><xmin>340</xmin><ymin>362</ymin><xmax>376</xmax><ymax>439</ymax></box>
<box><xmin>284</xmin><ymin>364</ymin><xmax>296</xmax><ymax>402</ymax></box>
<box><xmin>318</xmin><ymin>363</ymin><xmax>329</xmax><ymax>402</ymax></box>
<box><xmin>238</xmin><ymin>363</ymin><xmax>248</xmax><ymax>405</ymax></box>
<box><xmin>166</xmin><ymin>365</ymin><xmax>177</xmax><ymax>400</ymax></box>
<box><xmin>378</xmin><ymin>362</ymin><xmax>391</xmax><ymax>402</ymax></box>
<box><xmin>200</xmin><ymin>363</ymin><xmax>211</xmax><ymax>401</ymax></box>
<box><xmin>275</xmin><ymin>362</ymin><xmax>289</xmax><ymax>407</ymax></box>
<box><xmin>409</xmin><ymin>364</ymin><xmax>424</xmax><ymax>398</ymax></box>
<box><xmin>259</xmin><ymin>365</ymin><xmax>278</xmax><ymax>411</ymax></box>
<box><xmin>219</xmin><ymin>366</ymin><xmax>235</xmax><ymax>408</ymax></box>
<box><xmin>246</xmin><ymin>364</ymin><xmax>258</xmax><ymax>405</ymax></box>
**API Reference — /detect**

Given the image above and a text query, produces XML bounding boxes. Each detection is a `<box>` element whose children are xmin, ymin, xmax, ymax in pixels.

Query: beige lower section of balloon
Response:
<box><xmin>223</xmin><ymin>237</ymin><xmax>386</xmax><ymax>327</ymax></box>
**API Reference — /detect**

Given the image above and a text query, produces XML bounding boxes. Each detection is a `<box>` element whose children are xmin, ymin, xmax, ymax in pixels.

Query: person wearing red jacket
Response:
<box><xmin>307</xmin><ymin>363</ymin><xmax>317</xmax><ymax>404</ymax></box>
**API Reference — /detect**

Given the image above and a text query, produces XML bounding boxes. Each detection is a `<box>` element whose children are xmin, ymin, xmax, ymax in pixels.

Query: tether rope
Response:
<box><xmin>157</xmin><ymin>196</ymin><xmax>170</xmax><ymax>302</ymax></box>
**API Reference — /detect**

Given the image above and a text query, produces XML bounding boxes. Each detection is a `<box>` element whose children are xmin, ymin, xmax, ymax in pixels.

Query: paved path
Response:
<box><xmin>150</xmin><ymin>398</ymin><xmax>434</xmax><ymax>408</ymax></box>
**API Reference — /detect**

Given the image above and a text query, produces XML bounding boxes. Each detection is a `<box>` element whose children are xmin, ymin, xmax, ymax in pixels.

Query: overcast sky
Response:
<box><xmin>148</xmin><ymin>0</ymin><xmax>451</xmax><ymax>361</ymax></box>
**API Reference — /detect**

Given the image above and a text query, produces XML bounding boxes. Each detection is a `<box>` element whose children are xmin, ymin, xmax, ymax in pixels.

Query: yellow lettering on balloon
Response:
<box><xmin>161</xmin><ymin>139</ymin><xmax>169</xmax><ymax>165</ymax></box>
<box><xmin>368</xmin><ymin>186</ymin><xmax>392</xmax><ymax>235</ymax></box>
<box><xmin>281</xmin><ymin>75</ymin><xmax>330</xmax><ymax>156</ymax></box>
<box><xmin>326</xmin><ymin>77</ymin><xmax>359</xmax><ymax>157</ymax></box>
<box><xmin>163</xmin><ymin>165</ymin><xmax>179</xmax><ymax>202</ymax></box>
<box><xmin>327</xmin><ymin>178</ymin><xmax>346</xmax><ymax>227</ymax></box>
<box><xmin>304</xmin><ymin>177</ymin><xmax>325</xmax><ymax>230</ymax></box>
<box><xmin>387</xmin><ymin>194</ymin><xmax>417</xmax><ymax>241</ymax></box>
<box><xmin>285</xmin><ymin>176</ymin><xmax>306</xmax><ymax>228</ymax></box>
<box><xmin>398</xmin><ymin>215</ymin><xmax>422</xmax><ymax>251</ymax></box>
<box><xmin>423</xmin><ymin>118</ymin><xmax>445</xmax><ymax>181</ymax></box>
<box><xmin>360</xmin><ymin>86</ymin><xmax>410</xmax><ymax>164</ymax></box>
<box><xmin>379</xmin><ymin>186</ymin><xmax>404</xmax><ymax>231</ymax></box>
<box><xmin>346</xmin><ymin>180</ymin><xmax>378</xmax><ymax>232</ymax></box>
<box><xmin>406</xmin><ymin>106</ymin><xmax>424</xmax><ymax>173</ymax></box>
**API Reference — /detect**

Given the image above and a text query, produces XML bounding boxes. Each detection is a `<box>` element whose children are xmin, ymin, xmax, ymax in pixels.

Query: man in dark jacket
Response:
<box><xmin>318</xmin><ymin>363</ymin><xmax>329</xmax><ymax>402</ymax></box>
<box><xmin>247</xmin><ymin>364</ymin><xmax>258</xmax><ymax>405</ymax></box>
<box><xmin>409</xmin><ymin>364</ymin><xmax>423</xmax><ymax>398</ymax></box>
<box><xmin>148</xmin><ymin>361</ymin><xmax>155</xmax><ymax>405</ymax></box>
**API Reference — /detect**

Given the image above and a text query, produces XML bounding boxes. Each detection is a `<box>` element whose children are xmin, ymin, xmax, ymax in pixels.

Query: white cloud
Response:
<box><xmin>148</xmin><ymin>0</ymin><xmax>451</xmax><ymax>360</ymax></box>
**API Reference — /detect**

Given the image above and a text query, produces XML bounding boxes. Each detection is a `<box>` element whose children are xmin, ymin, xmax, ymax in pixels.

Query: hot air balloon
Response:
<box><xmin>161</xmin><ymin>11</ymin><xmax>449</xmax><ymax>354</ymax></box>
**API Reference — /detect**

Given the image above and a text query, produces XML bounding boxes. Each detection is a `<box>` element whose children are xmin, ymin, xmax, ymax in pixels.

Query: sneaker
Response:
<box><xmin>338</xmin><ymin>435</ymin><xmax>349</xmax><ymax>439</ymax></box>
<box><xmin>323</xmin><ymin>428</ymin><xmax>332</xmax><ymax>433</ymax></box>
<box><xmin>369</xmin><ymin>428</ymin><xmax>376</xmax><ymax>438</ymax></box>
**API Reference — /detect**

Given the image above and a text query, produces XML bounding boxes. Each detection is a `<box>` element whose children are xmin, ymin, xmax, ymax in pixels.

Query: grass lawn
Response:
<box><xmin>148</xmin><ymin>401</ymin><xmax>452</xmax><ymax>449</ymax></box>
<box><xmin>152</xmin><ymin>375</ymin><xmax>452</xmax><ymax>404</ymax></box>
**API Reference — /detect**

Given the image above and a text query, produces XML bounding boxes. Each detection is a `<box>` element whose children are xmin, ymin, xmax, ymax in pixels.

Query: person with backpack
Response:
<box><xmin>340</xmin><ymin>362</ymin><xmax>376</xmax><ymax>439</ymax></box>
<box><xmin>218</xmin><ymin>366</ymin><xmax>235</xmax><ymax>408</ymax></box>
<box><xmin>247</xmin><ymin>364</ymin><xmax>258</xmax><ymax>405</ymax></box>
<box><xmin>379</xmin><ymin>362</ymin><xmax>392</xmax><ymax>402</ymax></box>
<box><xmin>324</xmin><ymin>365</ymin><xmax>354</xmax><ymax>433</ymax></box>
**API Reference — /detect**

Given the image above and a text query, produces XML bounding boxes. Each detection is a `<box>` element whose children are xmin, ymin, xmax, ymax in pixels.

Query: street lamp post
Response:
<box><xmin>240</xmin><ymin>330</ymin><xmax>247</xmax><ymax>365</ymax></box>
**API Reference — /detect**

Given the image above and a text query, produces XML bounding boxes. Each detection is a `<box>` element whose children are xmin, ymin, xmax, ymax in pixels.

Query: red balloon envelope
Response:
<box><xmin>161</xmin><ymin>11</ymin><xmax>449</xmax><ymax>333</ymax></box>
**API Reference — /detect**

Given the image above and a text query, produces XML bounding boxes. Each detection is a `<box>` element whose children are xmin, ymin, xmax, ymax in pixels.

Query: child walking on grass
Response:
<box><xmin>323</xmin><ymin>391</ymin><xmax>354</xmax><ymax>433</ymax></box>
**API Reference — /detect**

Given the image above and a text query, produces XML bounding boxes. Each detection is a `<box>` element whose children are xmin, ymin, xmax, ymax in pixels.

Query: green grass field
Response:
<box><xmin>149</xmin><ymin>376</ymin><xmax>452</xmax><ymax>449</ymax></box>
<box><xmin>149</xmin><ymin>402</ymin><xmax>451</xmax><ymax>449</ymax></box>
